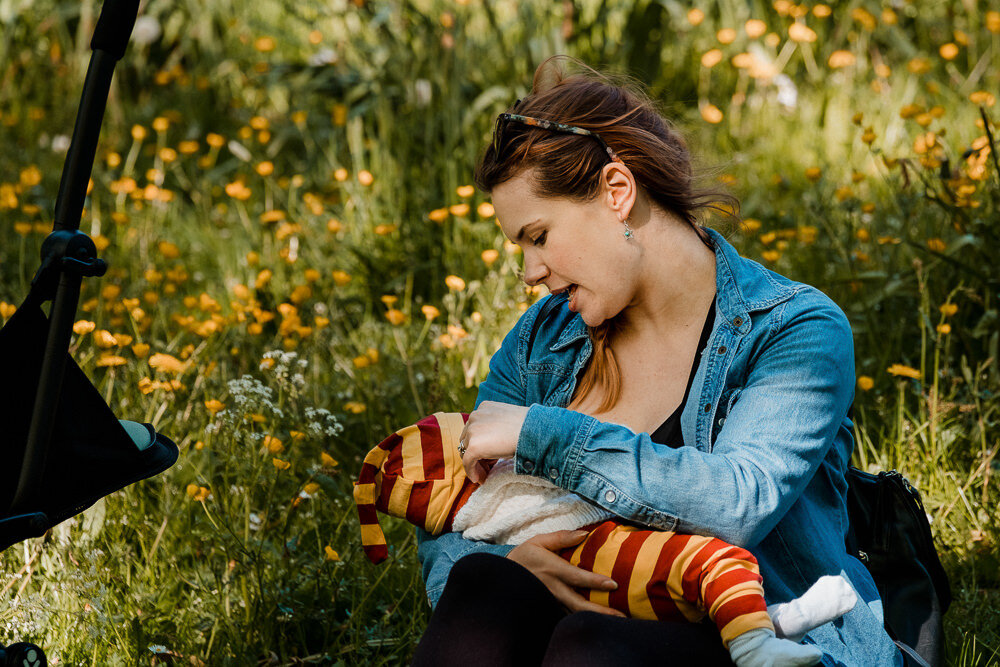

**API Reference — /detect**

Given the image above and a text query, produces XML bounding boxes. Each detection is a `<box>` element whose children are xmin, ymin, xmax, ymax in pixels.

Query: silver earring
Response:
<box><xmin>623</xmin><ymin>218</ymin><xmax>634</xmax><ymax>240</ymax></box>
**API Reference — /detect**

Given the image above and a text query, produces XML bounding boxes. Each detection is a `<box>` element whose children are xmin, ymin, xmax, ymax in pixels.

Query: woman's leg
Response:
<box><xmin>541</xmin><ymin>613</ymin><xmax>735</xmax><ymax>667</ymax></box>
<box><xmin>411</xmin><ymin>552</ymin><xmax>569</xmax><ymax>667</ymax></box>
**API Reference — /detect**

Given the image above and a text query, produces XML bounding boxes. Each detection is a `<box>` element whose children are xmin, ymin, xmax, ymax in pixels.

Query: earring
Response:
<box><xmin>623</xmin><ymin>217</ymin><xmax>635</xmax><ymax>240</ymax></box>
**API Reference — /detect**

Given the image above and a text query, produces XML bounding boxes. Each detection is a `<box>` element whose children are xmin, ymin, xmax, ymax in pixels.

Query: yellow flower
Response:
<box><xmin>186</xmin><ymin>483</ymin><xmax>199</xmax><ymax>498</ymax></box>
<box><xmin>324</xmin><ymin>545</ymin><xmax>341</xmax><ymax>561</ymax></box>
<box><xmin>422</xmin><ymin>304</ymin><xmax>441</xmax><ymax>320</ymax></box>
<box><xmin>477</xmin><ymin>202</ymin><xmax>495</xmax><ymax>218</ymax></box>
<box><xmin>254</xmin><ymin>36</ymin><xmax>276</xmax><ymax>52</ymax></box>
<box><xmin>205</xmin><ymin>132</ymin><xmax>225</xmax><ymax>148</ymax></box>
<box><xmin>96</xmin><ymin>355</ymin><xmax>127</xmax><ymax>368</ymax></box>
<box><xmin>272</xmin><ymin>457</ymin><xmax>291</xmax><ymax>470</ymax></box>
<box><xmin>741</xmin><ymin>219</ymin><xmax>762</xmax><ymax>233</ymax></box>
<box><xmin>265</xmin><ymin>435</ymin><xmax>284</xmax><ymax>453</ymax></box>
<box><xmin>939</xmin><ymin>43</ymin><xmax>959</xmax><ymax>60</ymax></box>
<box><xmin>321</xmin><ymin>452</ymin><xmax>338</xmax><ymax>467</ymax></box>
<box><xmin>303</xmin><ymin>482</ymin><xmax>320</xmax><ymax>495</ymax></box>
<box><xmin>358</xmin><ymin>170</ymin><xmax>374</xmax><ymax>186</ymax></box>
<box><xmin>204</xmin><ymin>399</ymin><xmax>225</xmax><ymax>414</ymax></box>
<box><xmin>449</xmin><ymin>203</ymin><xmax>470</xmax><ymax>217</ymax></box>
<box><xmin>149</xmin><ymin>353</ymin><xmax>189</xmax><ymax>374</ymax></box>
<box><xmin>255</xmin><ymin>161</ymin><xmax>274</xmax><ymax>177</ymax></box>
<box><xmin>428</xmin><ymin>208</ymin><xmax>449</xmax><ymax>223</ymax></box>
<box><xmin>926</xmin><ymin>238</ymin><xmax>946</xmax><ymax>253</ymax></box>
<box><xmin>445</xmin><ymin>275</ymin><xmax>466</xmax><ymax>291</ymax></box>
<box><xmin>804</xmin><ymin>167</ymin><xmax>822</xmax><ymax>182</ymax></box>
<box><xmin>353</xmin><ymin>355</ymin><xmax>371</xmax><ymax>368</ymax></box>
<box><xmin>936</xmin><ymin>323</ymin><xmax>951</xmax><ymax>335</ymax></box>
<box><xmin>332</xmin><ymin>270</ymin><xmax>352</xmax><ymax>286</ymax></box>
<box><xmin>887</xmin><ymin>364</ymin><xmax>921</xmax><ymax>379</ymax></box>
<box><xmin>761</xmin><ymin>250</ymin><xmax>781</xmax><ymax>262</ymax></box>
<box><xmin>131</xmin><ymin>124</ymin><xmax>147</xmax><ymax>141</ymax></box>
<box><xmin>456</xmin><ymin>185</ymin><xmax>475</xmax><ymax>198</ymax></box>
<box><xmin>333</xmin><ymin>167</ymin><xmax>348</xmax><ymax>182</ymax></box>
<box><xmin>94</xmin><ymin>330</ymin><xmax>117</xmax><ymax>348</ymax></box>
<box><xmin>366</xmin><ymin>348</ymin><xmax>379</xmax><ymax>363</ymax></box>
<box><xmin>857</xmin><ymin>376</ymin><xmax>874</xmax><ymax>391</ymax></box>
<box><xmin>178</xmin><ymin>140</ymin><xmax>199</xmax><ymax>154</ymax></box>
<box><xmin>326</xmin><ymin>218</ymin><xmax>343</xmax><ymax>233</ymax></box>
<box><xmin>343</xmin><ymin>402</ymin><xmax>366</xmax><ymax>414</ymax></box>
<box><xmin>744</xmin><ymin>19</ymin><xmax>766</xmax><ymax>38</ymax></box>
<box><xmin>481</xmin><ymin>249</ymin><xmax>500</xmax><ymax>266</ymax></box>
<box><xmin>73</xmin><ymin>320</ymin><xmax>96</xmax><ymax>335</ymax></box>
<box><xmin>788</xmin><ymin>23</ymin><xmax>817</xmax><ymax>43</ymax></box>
<box><xmin>700</xmin><ymin>104</ymin><xmax>723</xmax><ymax>124</ymax></box>
<box><xmin>701</xmin><ymin>49</ymin><xmax>723</xmax><ymax>69</ymax></box>
<box><xmin>716</xmin><ymin>28</ymin><xmax>737</xmax><ymax>44</ymax></box>
<box><xmin>969</xmin><ymin>91</ymin><xmax>996</xmax><ymax>107</ymax></box>
<box><xmin>132</xmin><ymin>343</ymin><xmax>150</xmax><ymax>358</ymax></box>
<box><xmin>828</xmin><ymin>51</ymin><xmax>856</xmax><ymax>69</ymax></box>
<box><xmin>385</xmin><ymin>309</ymin><xmax>406</xmax><ymax>325</ymax></box>
<box><xmin>687</xmin><ymin>8</ymin><xmax>704</xmax><ymax>25</ymax></box>
<box><xmin>939</xmin><ymin>303</ymin><xmax>958</xmax><ymax>317</ymax></box>
<box><xmin>194</xmin><ymin>486</ymin><xmax>211</xmax><ymax>502</ymax></box>
<box><xmin>374</xmin><ymin>224</ymin><xmax>397</xmax><ymax>235</ymax></box>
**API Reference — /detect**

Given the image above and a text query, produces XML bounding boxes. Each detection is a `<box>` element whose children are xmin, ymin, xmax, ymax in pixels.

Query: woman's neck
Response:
<box><xmin>615</xmin><ymin>214</ymin><xmax>718</xmax><ymax>344</ymax></box>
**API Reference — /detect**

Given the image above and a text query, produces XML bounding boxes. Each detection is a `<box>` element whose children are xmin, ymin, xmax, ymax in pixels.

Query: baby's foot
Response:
<box><xmin>767</xmin><ymin>575</ymin><xmax>858</xmax><ymax>642</ymax></box>
<box><xmin>729</xmin><ymin>628</ymin><xmax>823</xmax><ymax>667</ymax></box>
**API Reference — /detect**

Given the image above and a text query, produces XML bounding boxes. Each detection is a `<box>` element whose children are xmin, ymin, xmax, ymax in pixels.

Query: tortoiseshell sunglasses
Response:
<box><xmin>492</xmin><ymin>106</ymin><xmax>622</xmax><ymax>164</ymax></box>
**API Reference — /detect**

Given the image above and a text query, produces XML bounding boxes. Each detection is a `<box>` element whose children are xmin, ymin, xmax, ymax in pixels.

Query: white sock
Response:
<box><xmin>767</xmin><ymin>575</ymin><xmax>858</xmax><ymax>643</ymax></box>
<box><xmin>729</xmin><ymin>628</ymin><xmax>823</xmax><ymax>667</ymax></box>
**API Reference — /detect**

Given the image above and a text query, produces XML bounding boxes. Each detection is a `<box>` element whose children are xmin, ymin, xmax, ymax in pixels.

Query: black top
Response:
<box><xmin>647</xmin><ymin>300</ymin><xmax>716</xmax><ymax>448</ymax></box>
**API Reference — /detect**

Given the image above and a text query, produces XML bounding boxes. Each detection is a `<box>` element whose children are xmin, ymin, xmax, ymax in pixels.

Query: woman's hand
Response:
<box><xmin>507</xmin><ymin>530</ymin><xmax>626</xmax><ymax>617</ymax></box>
<box><xmin>460</xmin><ymin>401</ymin><xmax>530</xmax><ymax>484</ymax></box>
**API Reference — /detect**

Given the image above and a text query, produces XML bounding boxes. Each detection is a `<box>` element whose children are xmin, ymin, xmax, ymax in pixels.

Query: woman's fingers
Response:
<box><xmin>507</xmin><ymin>531</ymin><xmax>626</xmax><ymax>618</ymax></box>
<box><xmin>549</xmin><ymin>580</ymin><xmax>628</xmax><ymax>617</ymax></box>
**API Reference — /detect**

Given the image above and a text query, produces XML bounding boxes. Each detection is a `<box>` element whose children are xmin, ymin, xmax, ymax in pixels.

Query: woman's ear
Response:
<box><xmin>602</xmin><ymin>162</ymin><xmax>637</xmax><ymax>221</ymax></box>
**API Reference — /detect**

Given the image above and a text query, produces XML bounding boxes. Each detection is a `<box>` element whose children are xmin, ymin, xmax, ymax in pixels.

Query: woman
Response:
<box><xmin>411</xmin><ymin>57</ymin><xmax>902</xmax><ymax>666</ymax></box>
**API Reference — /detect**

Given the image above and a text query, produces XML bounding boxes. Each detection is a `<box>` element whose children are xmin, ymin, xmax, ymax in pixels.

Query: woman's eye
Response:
<box><xmin>532</xmin><ymin>231</ymin><xmax>547</xmax><ymax>246</ymax></box>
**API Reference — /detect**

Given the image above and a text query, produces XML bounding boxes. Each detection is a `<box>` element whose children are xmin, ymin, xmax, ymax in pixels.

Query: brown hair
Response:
<box><xmin>474</xmin><ymin>56</ymin><xmax>738</xmax><ymax>413</ymax></box>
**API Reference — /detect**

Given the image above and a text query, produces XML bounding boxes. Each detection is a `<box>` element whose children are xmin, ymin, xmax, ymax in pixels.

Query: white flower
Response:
<box><xmin>414</xmin><ymin>79</ymin><xmax>432</xmax><ymax>108</ymax></box>
<box><xmin>308</xmin><ymin>48</ymin><xmax>338</xmax><ymax>66</ymax></box>
<box><xmin>132</xmin><ymin>16</ymin><xmax>162</xmax><ymax>46</ymax></box>
<box><xmin>774</xmin><ymin>74</ymin><xmax>798</xmax><ymax>110</ymax></box>
<box><xmin>51</xmin><ymin>135</ymin><xmax>71</xmax><ymax>152</ymax></box>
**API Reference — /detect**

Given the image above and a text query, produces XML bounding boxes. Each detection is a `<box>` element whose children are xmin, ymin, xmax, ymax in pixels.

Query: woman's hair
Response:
<box><xmin>474</xmin><ymin>56</ymin><xmax>738</xmax><ymax>414</ymax></box>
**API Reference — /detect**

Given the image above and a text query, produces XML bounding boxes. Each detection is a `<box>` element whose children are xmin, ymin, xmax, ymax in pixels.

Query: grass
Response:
<box><xmin>0</xmin><ymin>0</ymin><xmax>998</xmax><ymax>663</ymax></box>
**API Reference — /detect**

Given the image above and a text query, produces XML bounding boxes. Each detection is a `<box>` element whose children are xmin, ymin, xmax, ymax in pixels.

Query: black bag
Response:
<box><xmin>845</xmin><ymin>467</ymin><xmax>952</xmax><ymax>667</ymax></box>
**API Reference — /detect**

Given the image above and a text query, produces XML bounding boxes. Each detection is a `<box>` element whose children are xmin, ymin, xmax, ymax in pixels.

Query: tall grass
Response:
<box><xmin>0</xmin><ymin>0</ymin><xmax>997</xmax><ymax>663</ymax></box>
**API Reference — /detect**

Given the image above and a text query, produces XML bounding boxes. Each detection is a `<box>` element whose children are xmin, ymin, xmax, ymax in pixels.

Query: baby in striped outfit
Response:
<box><xmin>355</xmin><ymin>412</ymin><xmax>858</xmax><ymax>667</ymax></box>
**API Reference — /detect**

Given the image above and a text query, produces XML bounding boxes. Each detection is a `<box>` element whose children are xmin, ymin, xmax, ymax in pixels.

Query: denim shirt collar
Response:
<box><xmin>548</xmin><ymin>226</ymin><xmax>794</xmax><ymax>352</ymax></box>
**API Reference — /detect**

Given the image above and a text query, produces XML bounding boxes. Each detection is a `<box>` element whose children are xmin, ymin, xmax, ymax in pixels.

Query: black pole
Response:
<box><xmin>9</xmin><ymin>0</ymin><xmax>139</xmax><ymax>513</ymax></box>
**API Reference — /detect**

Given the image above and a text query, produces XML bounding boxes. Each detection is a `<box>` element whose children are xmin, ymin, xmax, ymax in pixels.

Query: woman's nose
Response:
<box><xmin>522</xmin><ymin>252</ymin><xmax>549</xmax><ymax>286</ymax></box>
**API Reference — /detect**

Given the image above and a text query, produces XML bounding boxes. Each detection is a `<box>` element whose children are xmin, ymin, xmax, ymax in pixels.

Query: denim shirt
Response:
<box><xmin>416</xmin><ymin>227</ymin><xmax>902</xmax><ymax>666</ymax></box>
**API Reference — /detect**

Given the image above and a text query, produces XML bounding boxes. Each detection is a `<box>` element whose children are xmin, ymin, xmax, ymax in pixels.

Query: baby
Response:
<box><xmin>355</xmin><ymin>412</ymin><xmax>858</xmax><ymax>667</ymax></box>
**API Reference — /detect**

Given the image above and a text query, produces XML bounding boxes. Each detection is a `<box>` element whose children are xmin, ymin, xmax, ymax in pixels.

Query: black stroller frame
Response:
<box><xmin>0</xmin><ymin>0</ymin><xmax>178</xmax><ymax>663</ymax></box>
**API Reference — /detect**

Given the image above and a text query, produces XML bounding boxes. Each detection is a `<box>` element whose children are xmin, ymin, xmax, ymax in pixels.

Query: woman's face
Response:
<box><xmin>491</xmin><ymin>169</ymin><xmax>640</xmax><ymax>327</ymax></box>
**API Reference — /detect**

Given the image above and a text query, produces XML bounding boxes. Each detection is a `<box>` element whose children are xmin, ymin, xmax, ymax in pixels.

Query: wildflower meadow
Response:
<box><xmin>0</xmin><ymin>0</ymin><xmax>998</xmax><ymax>664</ymax></box>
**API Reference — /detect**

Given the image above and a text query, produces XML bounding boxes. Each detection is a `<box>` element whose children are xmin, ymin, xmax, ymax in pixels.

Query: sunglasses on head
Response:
<box><xmin>492</xmin><ymin>100</ymin><xmax>622</xmax><ymax>164</ymax></box>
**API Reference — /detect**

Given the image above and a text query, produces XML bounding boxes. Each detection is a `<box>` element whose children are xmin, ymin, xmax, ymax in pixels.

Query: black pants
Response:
<box><xmin>411</xmin><ymin>552</ymin><xmax>735</xmax><ymax>666</ymax></box>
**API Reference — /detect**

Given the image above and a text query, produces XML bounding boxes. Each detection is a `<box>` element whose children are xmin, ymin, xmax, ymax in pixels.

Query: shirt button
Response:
<box><xmin>717</xmin><ymin>417</ymin><xmax>726</xmax><ymax>427</ymax></box>
<box><xmin>732</xmin><ymin>316</ymin><xmax>743</xmax><ymax>327</ymax></box>
<box><xmin>718</xmin><ymin>346</ymin><xmax>727</xmax><ymax>354</ymax></box>
<box><xmin>548</xmin><ymin>467</ymin><xmax>559</xmax><ymax>480</ymax></box>
<box><xmin>605</xmin><ymin>490</ymin><xmax>617</xmax><ymax>503</ymax></box>
<box><xmin>703</xmin><ymin>403</ymin><xmax>711</xmax><ymax>413</ymax></box>
<box><xmin>523</xmin><ymin>460</ymin><xmax>534</xmax><ymax>473</ymax></box>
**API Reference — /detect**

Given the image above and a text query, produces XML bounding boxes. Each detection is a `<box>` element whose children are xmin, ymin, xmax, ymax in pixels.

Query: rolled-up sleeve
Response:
<box><xmin>515</xmin><ymin>295</ymin><xmax>855</xmax><ymax>548</ymax></box>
